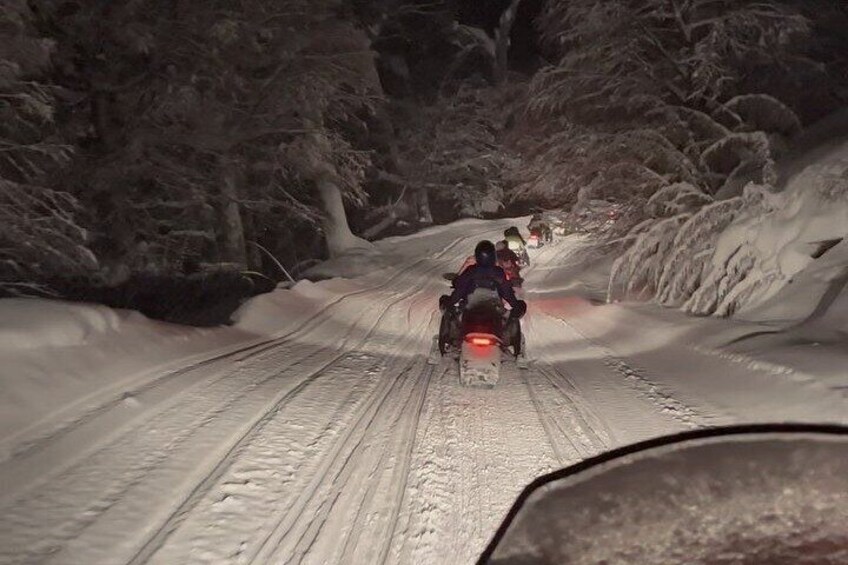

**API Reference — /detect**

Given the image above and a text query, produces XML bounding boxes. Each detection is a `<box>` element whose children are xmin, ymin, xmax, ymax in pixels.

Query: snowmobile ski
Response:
<box><xmin>516</xmin><ymin>335</ymin><xmax>529</xmax><ymax>369</ymax></box>
<box><xmin>427</xmin><ymin>336</ymin><xmax>443</xmax><ymax>366</ymax></box>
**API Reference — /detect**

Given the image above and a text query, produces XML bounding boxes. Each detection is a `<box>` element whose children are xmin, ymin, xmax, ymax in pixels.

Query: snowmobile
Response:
<box><xmin>429</xmin><ymin>274</ymin><xmax>528</xmax><ymax>386</ymax></box>
<box><xmin>478</xmin><ymin>423</ymin><xmax>848</xmax><ymax>564</ymax></box>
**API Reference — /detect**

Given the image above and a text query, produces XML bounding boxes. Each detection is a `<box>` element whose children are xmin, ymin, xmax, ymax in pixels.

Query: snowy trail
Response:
<box><xmin>2</xmin><ymin>224</ymin><xmax>847</xmax><ymax>565</ymax></box>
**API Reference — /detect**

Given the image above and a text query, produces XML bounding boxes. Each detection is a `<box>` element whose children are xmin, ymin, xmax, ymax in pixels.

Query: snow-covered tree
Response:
<box><xmin>393</xmin><ymin>80</ymin><xmax>520</xmax><ymax>219</ymax></box>
<box><xmin>0</xmin><ymin>0</ymin><xmax>92</xmax><ymax>294</ymax></box>
<box><xmin>534</xmin><ymin>0</ymin><xmax>809</xmax><ymax>119</ymax></box>
<box><xmin>515</xmin><ymin>0</ymin><xmax>820</xmax><ymax>314</ymax></box>
<box><xmin>43</xmin><ymin>0</ymin><xmax>382</xmax><ymax>269</ymax></box>
<box><xmin>513</xmin><ymin>0</ymin><xmax>810</xmax><ymax>211</ymax></box>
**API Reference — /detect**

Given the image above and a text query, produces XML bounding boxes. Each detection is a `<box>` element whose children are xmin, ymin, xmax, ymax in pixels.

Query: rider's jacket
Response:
<box><xmin>496</xmin><ymin>248</ymin><xmax>520</xmax><ymax>279</ymax></box>
<box><xmin>446</xmin><ymin>264</ymin><xmax>522</xmax><ymax>310</ymax></box>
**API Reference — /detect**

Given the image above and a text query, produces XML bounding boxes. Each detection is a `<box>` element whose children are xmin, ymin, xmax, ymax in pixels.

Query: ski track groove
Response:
<box><xmin>396</xmin><ymin>365</ymin><xmax>459</xmax><ymax>565</ymax></box>
<box><xmin>340</xmin><ymin>347</ymin><xmax>443</xmax><ymax>565</ymax></box>
<box><xmin>290</xmin><ymin>359</ymin><xmax>436</xmax><ymax>565</ymax></box>
<box><xmin>3</xmin><ymin>225</ymin><xmax>497</xmax><ymax>468</ymax></box>
<box><xmin>245</xmin><ymin>355</ymin><xmax>415</xmax><ymax>564</ymax></box>
<box><xmin>535</xmin><ymin>362</ymin><xmax>612</xmax><ymax>447</ymax></box>
<box><xmin>274</xmin><ymin>306</ymin><xmax>438</xmax><ymax>564</ymax></box>
<box><xmin>329</xmin><ymin>314</ymin><xmax>439</xmax><ymax>565</ymax></box>
<box><xmin>520</xmin><ymin>309</ymin><xmax>611</xmax><ymax>460</ymax></box>
<box><xmin>278</xmin><ymin>361</ymin><xmax>416</xmax><ymax>562</ymax></box>
<box><xmin>521</xmin><ymin>371</ymin><xmax>573</xmax><ymax>464</ymax></box>
<box><xmin>2</xmin><ymin>223</ymin><xmax>497</xmax><ymax>565</ymax></box>
<box><xmin>375</xmin><ymin>362</ymin><xmax>445</xmax><ymax>565</ymax></box>
<box><xmin>543</xmin><ymin>313</ymin><xmax>717</xmax><ymax>430</ymax></box>
<box><xmin>131</xmin><ymin>237</ymin><xmax>477</xmax><ymax>565</ymax></box>
<box><xmin>522</xmin><ymin>361</ymin><xmax>612</xmax><ymax>464</ymax></box>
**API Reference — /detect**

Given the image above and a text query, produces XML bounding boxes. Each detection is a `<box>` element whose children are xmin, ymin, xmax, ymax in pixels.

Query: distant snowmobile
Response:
<box><xmin>527</xmin><ymin>213</ymin><xmax>553</xmax><ymax>244</ymax></box>
<box><xmin>478</xmin><ymin>424</ymin><xmax>848</xmax><ymax>564</ymax></box>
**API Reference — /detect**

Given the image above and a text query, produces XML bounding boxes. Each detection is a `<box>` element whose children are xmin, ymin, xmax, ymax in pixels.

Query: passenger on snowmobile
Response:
<box><xmin>495</xmin><ymin>240</ymin><xmax>521</xmax><ymax>285</ymax></box>
<box><xmin>458</xmin><ymin>238</ymin><xmax>522</xmax><ymax>280</ymax></box>
<box><xmin>457</xmin><ymin>254</ymin><xmax>476</xmax><ymax>276</ymax></box>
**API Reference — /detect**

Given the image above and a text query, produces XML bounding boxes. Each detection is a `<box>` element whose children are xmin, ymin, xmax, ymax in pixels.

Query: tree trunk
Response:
<box><xmin>414</xmin><ymin>185</ymin><xmax>434</xmax><ymax>225</ymax></box>
<box><xmin>316</xmin><ymin>176</ymin><xmax>371</xmax><ymax>256</ymax></box>
<box><xmin>241</xmin><ymin>211</ymin><xmax>263</xmax><ymax>269</ymax></box>
<box><xmin>218</xmin><ymin>161</ymin><xmax>248</xmax><ymax>267</ymax></box>
<box><xmin>494</xmin><ymin>0</ymin><xmax>522</xmax><ymax>84</ymax></box>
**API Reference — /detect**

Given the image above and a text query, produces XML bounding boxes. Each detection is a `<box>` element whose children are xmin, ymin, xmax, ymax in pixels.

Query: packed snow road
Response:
<box><xmin>2</xmin><ymin>220</ymin><xmax>846</xmax><ymax>565</ymax></box>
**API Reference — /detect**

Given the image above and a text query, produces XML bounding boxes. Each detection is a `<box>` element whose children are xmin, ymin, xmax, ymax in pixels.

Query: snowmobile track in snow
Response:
<box><xmin>127</xmin><ymin>271</ymin><xmax>468</xmax><ymax>563</ymax></box>
<box><xmin>521</xmin><ymin>363</ymin><xmax>610</xmax><ymax>464</ymax></box>
<box><xmin>340</xmin><ymin>362</ymin><xmax>444</xmax><ymax>565</ymax></box>
<box><xmin>257</xmin><ymin>360</ymin><xmax>441</xmax><ymax>564</ymax></box>
<box><xmin>521</xmin><ymin>371</ymin><xmax>575</xmax><ymax>464</ymax></box>
<box><xmin>1</xmin><ymin>225</ymin><xmax>497</xmax><ymax>500</ymax></box>
<box><xmin>546</xmin><ymin>314</ymin><xmax>715</xmax><ymax>431</ymax></box>
<box><xmin>2</xmin><ymin>225</ymin><xmax>502</xmax><ymax>565</ymax></box>
<box><xmin>533</xmin><ymin>364</ymin><xmax>610</xmax><ymax>454</ymax></box>
<box><xmin>5</xmin><ymin>227</ymin><xmax>848</xmax><ymax>565</ymax></box>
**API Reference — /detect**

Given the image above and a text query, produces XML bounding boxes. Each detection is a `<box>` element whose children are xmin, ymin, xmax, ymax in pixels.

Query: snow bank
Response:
<box><xmin>0</xmin><ymin>282</ymin><xmax>342</xmax><ymax>449</ymax></box>
<box><xmin>688</xmin><ymin>146</ymin><xmax>848</xmax><ymax>318</ymax></box>
<box><xmin>0</xmin><ymin>298</ymin><xmax>237</xmax><ymax>446</ymax></box>
<box><xmin>231</xmin><ymin>279</ymin><xmax>345</xmax><ymax>335</ymax></box>
<box><xmin>0</xmin><ymin>299</ymin><xmax>125</xmax><ymax>351</ymax></box>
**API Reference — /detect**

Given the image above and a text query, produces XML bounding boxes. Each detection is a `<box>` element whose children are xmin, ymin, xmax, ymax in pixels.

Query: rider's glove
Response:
<box><xmin>510</xmin><ymin>300</ymin><xmax>527</xmax><ymax>319</ymax></box>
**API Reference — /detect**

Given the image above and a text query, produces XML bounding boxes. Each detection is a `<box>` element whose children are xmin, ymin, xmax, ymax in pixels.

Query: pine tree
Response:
<box><xmin>0</xmin><ymin>0</ymin><xmax>92</xmax><ymax>295</ymax></box>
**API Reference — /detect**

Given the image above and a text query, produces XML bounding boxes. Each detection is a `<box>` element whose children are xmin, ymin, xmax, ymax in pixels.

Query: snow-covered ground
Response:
<box><xmin>1</xmin><ymin>218</ymin><xmax>847</xmax><ymax>565</ymax></box>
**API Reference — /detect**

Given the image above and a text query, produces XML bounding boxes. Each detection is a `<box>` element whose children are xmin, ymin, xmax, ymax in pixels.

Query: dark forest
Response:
<box><xmin>2</xmin><ymin>0</ymin><xmax>846</xmax><ymax>321</ymax></box>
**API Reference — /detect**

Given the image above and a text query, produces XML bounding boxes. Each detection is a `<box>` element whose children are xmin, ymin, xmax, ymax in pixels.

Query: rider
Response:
<box><xmin>495</xmin><ymin>240</ymin><xmax>521</xmax><ymax>282</ymax></box>
<box><xmin>440</xmin><ymin>240</ymin><xmax>527</xmax><ymax>317</ymax></box>
<box><xmin>504</xmin><ymin>226</ymin><xmax>530</xmax><ymax>267</ymax></box>
<box><xmin>504</xmin><ymin>226</ymin><xmax>526</xmax><ymax>248</ymax></box>
<box><xmin>458</xmin><ymin>239</ymin><xmax>522</xmax><ymax>279</ymax></box>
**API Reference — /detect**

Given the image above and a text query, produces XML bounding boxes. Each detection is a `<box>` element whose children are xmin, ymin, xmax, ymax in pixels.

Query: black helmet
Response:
<box><xmin>474</xmin><ymin>240</ymin><xmax>497</xmax><ymax>268</ymax></box>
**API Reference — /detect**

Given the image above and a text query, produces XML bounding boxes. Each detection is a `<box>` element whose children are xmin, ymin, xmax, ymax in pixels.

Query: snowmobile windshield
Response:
<box><xmin>480</xmin><ymin>424</ymin><xmax>848</xmax><ymax>565</ymax></box>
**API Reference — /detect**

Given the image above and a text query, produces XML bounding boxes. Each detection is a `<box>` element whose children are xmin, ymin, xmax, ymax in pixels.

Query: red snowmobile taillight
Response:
<box><xmin>469</xmin><ymin>336</ymin><xmax>495</xmax><ymax>346</ymax></box>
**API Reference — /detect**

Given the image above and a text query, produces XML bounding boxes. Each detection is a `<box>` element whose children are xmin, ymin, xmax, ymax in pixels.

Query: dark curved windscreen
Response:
<box><xmin>480</xmin><ymin>424</ymin><xmax>848</xmax><ymax>565</ymax></box>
